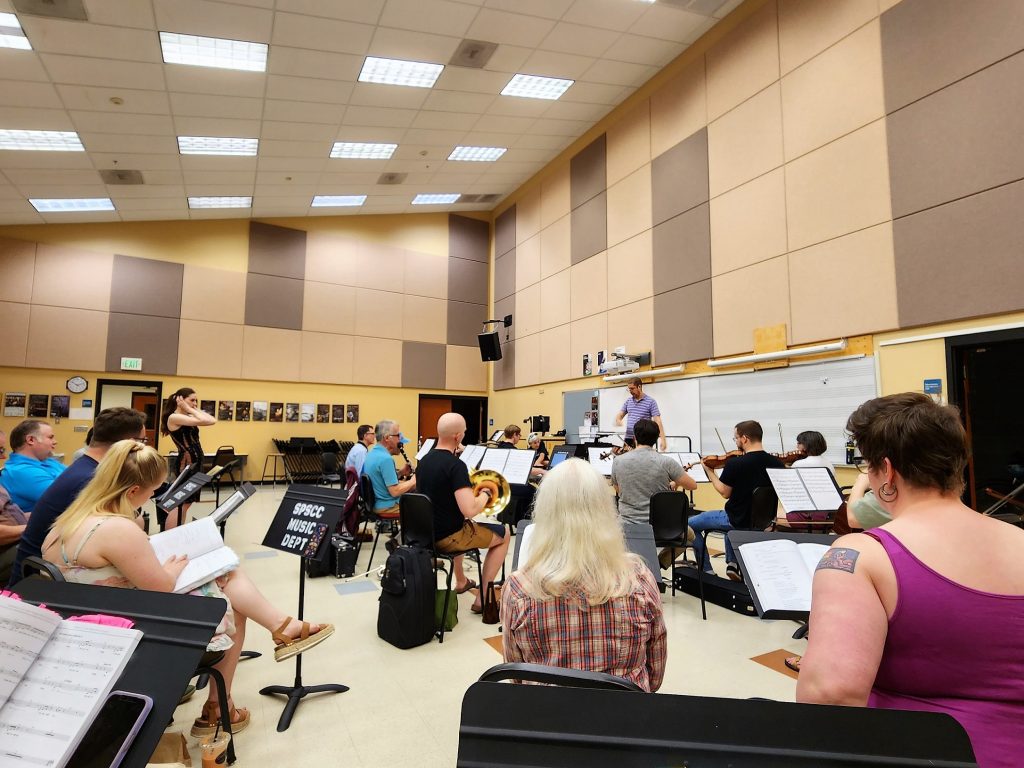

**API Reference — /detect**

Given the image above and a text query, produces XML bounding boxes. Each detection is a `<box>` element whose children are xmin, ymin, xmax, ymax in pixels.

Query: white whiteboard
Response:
<box><xmin>598</xmin><ymin>378</ymin><xmax>702</xmax><ymax>453</ymax></box>
<box><xmin>698</xmin><ymin>357</ymin><xmax>876</xmax><ymax>465</ymax></box>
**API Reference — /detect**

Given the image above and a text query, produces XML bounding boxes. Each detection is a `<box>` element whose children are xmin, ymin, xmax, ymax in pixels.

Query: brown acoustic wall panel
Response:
<box><xmin>493</xmin><ymin>249</ymin><xmax>515</xmax><ymax>302</ymax></box>
<box><xmin>570</xmin><ymin>192</ymin><xmax>607</xmax><ymax>266</ymax></box>
<box><xmin>570</xmin><ymin>134</ymin><xmax>607</xmax><ymax>210</ymax></box>
<box><xmin>402</xmin><ymin>341</ymin><xmax>447</xmax><ymax>390</ymax></box>
<box><xmin>105</xmin><ymin>313</ymin><xmax>179</xmax><ymax>375</ymax></box>
<box><xmin>492</xmin><ymin>339</ymin><xmax>515</xmax><ymax>391</ymax></box>
<box><xmin>493</xmin><ymin>294</ymin><xmax>514</xmax><ymax>342</ymax></box>
<box><xmin>245</xmin><ymin>272</ymin><xmax>304</xmax><ymax>330</ymax></box>
<box><xmin>447</xmin><ymin>300</ymin><xmax>487</xmax><ymax>347</ymax></box>
<box><xmin>653</xmin><ymin>280</ymin><xmax>713</xmax><ymax>365</ymax></box>
<box><xmin>495</xmin><ymin>206</ymin><xmax>516</xmax><ymax>258</ymax></box>
<box><xmin>449</xmin><ymin>214</ymin><xmax>489</xmax><ymax>263</ymax></box>
<box><xmin>652</xmin><ymin>203</ymin><xmax>711</xmax><ymax>295</ymax></box>
<box><xmin>248</xmin><ymin>221</ymin><xmax>307</xmax><ymax>279</ymax></box>
<box><xmin>447</xmin><ymin>256</ymin><xmax>488</xmax><ymax>305</ymax></box>
<box><xmin>894</xmin><ymin>180</ymin><xmax>1024</xmax><ymax>328</ymax></box>
<box><xmin>651</xmin><ymin>128</ymin><xmax>709</xmax><ymax>226</ymax></box>
<box><xmin>110</xmin><ymin>254</ymin><xmax>183</xmax><ymax>318</ymax></box>
<box><xmin>880</xmin><ymin>0</ymin><xmax>1024</xmax><ymax>114</ymax></box>
<box><xmin>887</xmin><ymin>51</ymin><xmax>1024</xmax><ymax>219</ymax></box>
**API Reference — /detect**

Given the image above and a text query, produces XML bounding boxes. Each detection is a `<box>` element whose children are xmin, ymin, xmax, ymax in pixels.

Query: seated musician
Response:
<box><xmin>797</xmin><ymin>393</ymin><xmax>1024</xmax><ymax>768</ymax></box>
<box><xmin>363</xmin><ymin>420</ymin><xmax>416</xmax><ymax>515</ymax></box>
<box><xmin>502</xmin><ymin>458</ymin><xmax>667</xmax><ymax>692</ymax></box>
<box><xmin>417</xmin><ymin>413</ymin><xmax>508</xmax><ymax>614</ymax></box>
<box><xmin>526</xmin><ymin>433</ymin><xmax>549</xmax><ymax>468</ymax></box>
<box><xmin>41</xmin><ymin>440</ymin><xmax>334</xmax><ymax>737</ymax></box>
<box><xmin>775</xmin><ymin>430</ymin><xmax>837</xmax><ymax>530</ymax></box>
<box><xmin>689</xmin><ymin>421</ymin><xmax>784</xmax><ymax>580</ymax></box>
<box><xmin>492</xmin><ymin>424</ymin><xmax>537</xmax><ymax>522</ymax></box>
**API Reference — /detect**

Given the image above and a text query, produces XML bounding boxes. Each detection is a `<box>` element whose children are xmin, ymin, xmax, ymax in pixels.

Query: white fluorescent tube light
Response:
<box><xmin>188</xmin><ymin>196</ymin><xmax>252</xmax><ymax>209</ymax></box>
<box><xmin>0</xmin><ymin>130</ymin><xmax>84</xmax><ymax>151</ymax></box>
<box><xmin>311</xmin><ymin>195</ymin><xmax>366</xmax><ymax>207</ymax></box>
<box><xmin>0</xmin><ymin>12</ymin><xmax>31</xmax><ymax>50</ymax></box>
<box><xmin>160</xmin><ymin>32</ymin><xmax>268</xmax><ymax>72</ymax></box>
<box><xmin>603</xmin><ymin>365</ymin><xmax>684</xmax><ymax>383</ymax></box>
<box><xmin>448</xmin><ymin>146</ymin><xmax>507</xmax><ymax>162</ymax></box>
<box><xmin>707</xmin><ymin>339</ymin><xmax>848</xmax><ymax>368</ymax></box>
<box><xmin>358</xmin><ymin>56</ymin><xmax>444</xmax><ymax>88</ymax></box>
<box><xmin>330</xmin><ymin>142</ymin><xmax>397</xmax><ymax>159</ymax></box>
<box><xmin>501</xmin><ymin>73</ymin><xmax>574</xmax><ymax>100</ymax></box>
<box><xmin>413</xmin><ymin>193</ymin><xmax>460</xmax><ymax>204</ymax></box>
<box><xmin>30</xmin><ymin>198</ymin><xmax>114</xmax><ymax>212</ymax></box>
<box><xmin>178</xmin><ymin>136</ymin><xmax>258</xmax><ymax>156</ymax></box>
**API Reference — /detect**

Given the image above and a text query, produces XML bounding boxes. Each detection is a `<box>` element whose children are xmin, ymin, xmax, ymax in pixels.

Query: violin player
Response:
<box><xmin>688</xmin><ymin>421</ymin><xmax>784</xmax><ymax>580</ymax></box>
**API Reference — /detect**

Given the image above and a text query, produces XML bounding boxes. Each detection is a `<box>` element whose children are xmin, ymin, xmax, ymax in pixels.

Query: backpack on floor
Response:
<box><xmin>377</xmin><ymin>546</ymin><xmax>436</xmax><ymax>649</ymax></box>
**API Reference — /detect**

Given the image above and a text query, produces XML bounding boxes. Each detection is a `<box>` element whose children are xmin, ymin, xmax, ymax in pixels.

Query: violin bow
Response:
<box><xmin>714</xmin><ymin>427</ymin><xmax>727</xmax><ymax>453</ymax></box>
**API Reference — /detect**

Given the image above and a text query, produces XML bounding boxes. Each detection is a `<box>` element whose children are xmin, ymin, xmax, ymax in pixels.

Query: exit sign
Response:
<box><xmin>120</xmin><ymin>357</ymin><xmax>143</xmax><ymax>371</ymax></box>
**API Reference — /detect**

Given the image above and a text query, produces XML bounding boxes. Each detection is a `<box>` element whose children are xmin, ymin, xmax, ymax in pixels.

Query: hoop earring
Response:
<box><xmin>878</xmin><ymin>482</ymin><xmax>898</xmax><ymax>501</ymax></box>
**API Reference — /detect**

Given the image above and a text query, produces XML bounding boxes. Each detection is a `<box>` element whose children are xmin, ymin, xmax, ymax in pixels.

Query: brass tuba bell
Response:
<box><xmin>469</xmin><ymin>468</ymin><xmax>511</xmax><ymax>517</ymax></box>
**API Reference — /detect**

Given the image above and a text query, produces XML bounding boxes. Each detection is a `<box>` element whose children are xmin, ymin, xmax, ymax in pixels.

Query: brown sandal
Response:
<box><xmin>272</xmin><ymin>616</ymin><xmax>335</xmax><ymax>662</ymax></box>
<box><xmin>190</xmin><ymin>700</ymin><xmax>250</xmax><ymax>737</ymax></box>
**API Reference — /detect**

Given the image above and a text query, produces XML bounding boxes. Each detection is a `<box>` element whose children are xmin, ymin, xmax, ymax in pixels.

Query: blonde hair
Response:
<box><xmin>518</xmin><ymin>458</ymin><xmax>639</xmax><ymax>605</ymax></box>
<box><xmin>52</xmin><ymin>441</ymin><xmax>167</xmax><ymax>540</ymax></box>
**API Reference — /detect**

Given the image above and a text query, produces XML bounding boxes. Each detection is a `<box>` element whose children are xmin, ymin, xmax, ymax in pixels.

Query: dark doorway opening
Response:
<box><xmin>95</xmin><ymin>379</ymin><xmax>164</xmax><ymax>450</ymax></box>
<box><xmin>947</xmin><ymin>329</ymin><xmax>1024</xmax><ymax>510</ymax></box>
<box><xmin>417</xmin><ymin>395</ymin><xmax>488</xmax><ymax>446</ymax></box>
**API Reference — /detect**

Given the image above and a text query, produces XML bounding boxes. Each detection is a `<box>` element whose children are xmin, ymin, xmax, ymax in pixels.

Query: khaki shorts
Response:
<box><xmin>436</xmin><ymin>520</ymin><xmax>504</xmax><ymax>553</ymax></box>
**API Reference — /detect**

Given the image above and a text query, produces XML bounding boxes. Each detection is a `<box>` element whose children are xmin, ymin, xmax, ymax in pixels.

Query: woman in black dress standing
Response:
<box><xmin>160</xmin><ymin>386</ymin><xmax>215</xmax><ymax>528</ymax></box>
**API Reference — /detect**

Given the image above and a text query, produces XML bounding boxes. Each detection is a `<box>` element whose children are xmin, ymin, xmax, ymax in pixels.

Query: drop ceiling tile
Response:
<box><xmin>603</xmin><ymin>35</ymin><xmax>687</xmax><ymax>67</ymax></box>
<box><xmin>348</xmin><ymin>83</ymin><xmax>431</xmax><ymax>110</ymax></box>
<box><xmin>259</xmin><ymin>156</ymin><xmax>326</xmax><ymax>171</ymax></box>
<box><xmin>172</xmin><ymin>116</ymin><xmax>261</xmax><ymax>137</ymax></box>
<box><xmin>118</xmin><ymin>170</ymin><xmax>183</xmax><ymax>186</ymax></box>
<box><xmin>79</xmin><ymin>134</ymin><xmax>179</xmax><ymax>154</ymax></box>
<box><xmin>71</xmin><ymin>110</ymin><xmax>174</xmax><ymax>135</ymax></box>
<box><xmin>182</xmin><ymin>170</ymin><xmax>257</xmax><ymax>185</ymax></box>
<box><xmin>90</xmin><ymin>153</ymin><xmax>181</xmax><ymax>170</ymax></box>
<box><xmin>400</xmin><ymin>128</ymin><xmax>465</xmax><ymax>145</ymax></box>
<box><xmin>5</xmin><ymin>168</ymin><xmax>100</xmax><ymax>186</ymax></box>
<box><xmin>0</xmin><ymin>81</ymin><xmax>63</xmax><ymax>109</ymax></box>
<box><xmin>484</xmin><ymin>97</ymin><xmax>550</xmax><ymax>118</ymax></box>
<box><xmin>57</xmin><ymin>86</ymin><xmax>171</xmax><ymax>114</ymax></box>
<box><xmin>103</xmin><ymin>184</ymin><xmax>185</xmax><ymax>198</ymax></box>
<box><xmin>334</xmin><ymin>125</ymin><xmax>406</xmax><ymax>143</ymax></box>
<box><xmin>318</xmin><ymin>171</ymin><xmax>382</xmax><ymax>185</ymax></box>
<box><xmin>520</xmin><ymin>49</ymin><xmax>596</xmax><ymax>80</ymax></box>
<box><xmin>434</xmin><ymin>68</ymin><xmax>510</xmax><ymax>94</ymax></box>
<box><xmin>164</xmin><ymin>67</ymin><xmax>267</xmax><ymax>98</ymax></box>
<box><xmin>473</xmin><ymin>114</ymin><xmax>534</xmax><ymax>133</ymax></box>
<box><xmin>379</xmin><ymin>0</ymin><xmax>479</xmax><ymax>37</ymax></box>
<box><xmin>153</xmin><ymin>0</ymin><xmax>274</xmax><ymax>41</ymax></box>
<box><xmin>628</xmin><ymin>5</ymin><xmax>710</xmax><ymax>42</ymax></box>
<box><xmin>367</xmin><ymin>26</ymin><xmax>462</xmax><ymax>62</ymax></box>
<box><xmin>542</xmin><ymin>100</ymin><xmax>610</xmax><ymax>122</ymax></box>
<box><xmin>0</xmin><ymin>50</ymin><xmax>49</xmax><ymax>82</ymax></box>
<box><xmin>528</xmin><ymin>117</ymin><xmax>590</xmax><ymax>136</ymax></box>
<box><xmin>0</xmin><ymin>213</ymin><xmax>43</xmax><ymax>224</ymax></box>
<box><xmin>0</xmin><ymin>199</ymin><xmax>37</xmax><ymax>213</ymax></box>
<box><xmin>483</xmin><ymin>44</ymin><xmax>532</xmax><ymax>74</ymax></box>
<box><xmin>459</xmin><ymin>130</ymin><xmax>520</xmax><ymax>146</ymax></box>
<box><xmin>466</xmin><ymin>9</ymin><xmax>556</xmax><ymax>47</ymax></box>
<box><xmin>251</xmin><ymin>200</ymin><xmax>312</xmax><ymax>216</ymax></box>
<box><xmin>188</xmin><ymin>208</ymin><xmax>252</xmax><ymax>219</ymax></box>
<box><xmin>265</xmin><ymin>75</ymin><xmax>353</xmax><ymax>104</ymax></box>
<box><xmin>179</xmin><ymin>155</ymin><xmax>258</xmax><ymax>171</ymax></box>
<box><xmin>409</xmin><ymin>110</ymin><xmax>478</xmax><ymax>130</ymax></box>
<box><xmin>582</xmin><ymin>59</ymin><xmax>658</xmax><ymax>87</ymax></box>
<box><xmin>169</xmin><ymin>92</ymin><xmax>264</xmax><ymax>120</ymax></box>
<box><xmin>540</xmin><ymin>22</ymin><xmax>618</xmax><ymax>58</ymax></box>
<box><xmin>39</xmin><ymin>54</ymin><xmax>166</xmax><ymax>90</ymax></box>
<box><xmin>512</xmin><ymin>133</ymin><xmax>573</xmax><ymax>150</ymax></box>
<box><xmin>263</xmin><ymin>99</ymin><xmax>345</xmax><ymax>124</ymax></box>
<box><xmin>561</xmin><ymin>81</ymin><xmax>631</xmax><ymax>105</ymax></box>
<box><xmin>0</xmin><ymin>152</ymin><xmax>89</xmax><ymax>171</ymax></box>
<box><xmin>275</xmin><ymin>0</ymin><xmax>385</xmax><ymax>25</ymax></box>
<box><xmin>258</xmin><ymin>140</ymin><xmax>328</xmax><ymax>158</ymax></box>
<box><xmin>502</xmin><ymin>147</ymin><xmax>560</xmax><ymax>163</ymax></box>
<box><xmin>111</xmin><ymin>196</ymin><xmax>188</xmax><ymax>212</ymax></box>
<box><xmin>487</xmin><ymin>0</ymin><xmax>573</xmax><ymax>19</ymax></box>
<box><xmin>81</xmin><ymin>0</ymin><xmax>156</xmax><ymax>29</ymax></box>
<box><xmin>342</xmin><ymin>105</ymin><xmax>418</xmax><ymax>128</ymax></box>
<box><xmin>182</xmin><ymin>183</ymin><xmax>255</xmax><ymax>196</ymax></box>
<box><xmin>260</xmin><ymin>121</ymin><xmax>338</xmax><ymax>141</ymax></box>
<box><xmin>118</xmin><ymin>210</ymin><xmax>189</xmax><ymax>221</ymax></box>
<box><xmin>563</xmin><ymin>0</ymin><xmax>645</xmax><ymax>30</ymax></box>
<box><xmin>268</xmin><ymin>47</ymin><xmax>364</xmax><ymax>80</ymax></box>
<box><xmin>0</xmin><ymin>106</ymin><xmax>73</xmax><ymax>130</ymax></box>
<box><xmin>253</xmin><ymin>184</ymin><xmax>318</xmax><ymax>197</ymax></box>
<box><xmin>422</xmin><ymin>90</ymin><xmax>496</xmax><ymax>113</ymax></box>
<box><xmin>39</xmin><ymin>211</ymin><xmax>121</xmax><ymax>224</ymax></box>
<box><xmin>19</xmin><ymin>18</ymin><xmax>161</xmax><ymax>62</ymax></box>
<box><xmin>271</xmin><ymin>12</ymin><xmax>375</xmax><ymax>55</ymax></box>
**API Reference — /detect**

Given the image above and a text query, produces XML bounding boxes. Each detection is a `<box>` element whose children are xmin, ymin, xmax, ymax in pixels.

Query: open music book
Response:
<box><xmin>458</xmin><ymin>444</ymin><xmax>486</xmax><ymax>470</ymax></box>
<box><xmin>478</xmin><ymin>448</ymin><xmax>536</xmax><ymax>484</ymax></box>
<box><xmin>736</xmin><ymin>539</ymin><xmax>831</xmax><ymax>616</ymax></box>
<box><xmin>0</xmin><ymin>595</ymin><xmax>141</xmax><ymax>767</ymax></box>
<box><xmin>149</xmin><ymin>516</ymin><xmax>239</xmax><ymax>593</ymax></box>
<box><xmin>766</xmin><ymin>467</ymin><xmax>843</xmax><ymax>515</ymax></box>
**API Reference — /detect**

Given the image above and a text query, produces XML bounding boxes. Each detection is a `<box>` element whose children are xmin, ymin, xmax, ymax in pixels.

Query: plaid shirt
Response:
<box><xmin>501</xmin><ymin>558</ymin><xmax>667</xmax><ymax>692</ymax></box>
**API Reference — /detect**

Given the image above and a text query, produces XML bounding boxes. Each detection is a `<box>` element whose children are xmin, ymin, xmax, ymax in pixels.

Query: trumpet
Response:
<box><xmin>469</xmin><ymin>468</ymin><xmax>511</xmax><ymax>517</ymax></box>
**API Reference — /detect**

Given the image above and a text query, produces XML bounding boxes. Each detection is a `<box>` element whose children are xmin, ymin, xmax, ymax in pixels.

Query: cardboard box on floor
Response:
<box><xmin>146</xmin><ymin>731</ymin><xmax>191</xmax><ymax>767</ymax></box>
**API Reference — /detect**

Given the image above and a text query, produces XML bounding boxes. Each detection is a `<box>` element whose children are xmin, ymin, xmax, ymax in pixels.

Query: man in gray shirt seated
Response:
<box><xmin>611</xmin><ymin>419</ymin><xmax>697</xmax><ymax>526</ymax></box>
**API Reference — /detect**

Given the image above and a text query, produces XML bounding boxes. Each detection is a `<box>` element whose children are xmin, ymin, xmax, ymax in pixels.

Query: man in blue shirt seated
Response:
<box><xmin>344</xmin><ymin>424</ymin><xmax>375</xmax><ymax>476</ymax></box>
<box><xmin>0</xmin><ymin>419</ymin><xmax>65</xmax><ymax>513</ymax></box>
<box><xmin>8</xmin><ymin>407</ymin><xmax>147</xmax><ymax>586</ymax></box>
<box><xmin>363</xmin><ymin>420</ymin><xmax>416</xmax><ymax>516</ymax></box>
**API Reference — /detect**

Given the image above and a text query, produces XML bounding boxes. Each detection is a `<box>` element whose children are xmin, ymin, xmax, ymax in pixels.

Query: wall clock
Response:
<box><xmin>66</xmin><ymin>376</ymin><xmax>88</xmax><ymax>394</ymax></box>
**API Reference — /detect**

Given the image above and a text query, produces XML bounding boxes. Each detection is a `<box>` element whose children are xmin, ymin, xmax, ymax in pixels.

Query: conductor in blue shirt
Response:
<box><xmin>615</xmin><ymin>378</ymin><xmax>667</xmax><ymax>451</ymax></box>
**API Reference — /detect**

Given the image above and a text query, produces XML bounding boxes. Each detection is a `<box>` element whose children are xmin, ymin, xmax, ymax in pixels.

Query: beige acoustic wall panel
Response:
<box><xmin>570</xmin><ymin>313</ymin><xmax>607</xmax><ymax>376</ymax></box>
<box><xmin>785</xmin><ymin>119</ymin><xmax>892</xmax><ymax>252</ymax></box>
<box><xmin>516</xmin><ymin>189</ymin><xmax>541</xmax><ymax>246</ymax></box>
<box><xmin>516</xmin><ymin>283</ymin><xmax>541</xmax><ymax>338</ymax></box>
<box><xmin>0</xmin><ymin>237</ymin><xmax>35</xmax><ymax>303</ymax></box>
<box><xmin>303</xmin><ymin>281</ymin><xmax>356</xmax><ymax>335</ymax></box>
<box><xmin>353</xmin><ymin>336</ymin><xmax>402</xmax><ymax>387</ymax></box>
<box><xmin>355</xmin><ymin>288</ymin><xmax>404</xmax><ymax>339</ymax></box>
<box><xmin>401</xmin><ymin>341</ymin><xmax>446</xmax><ymax>390</ymax></box>
<box><xmin>607</xmin><ymin>298</ymin><xmax>653</xmax><ymax>357</ymax></box>
<box><xmin>446</xmin><ymin>344</ymin><xmax>487</xmax><ymax>392</ymax></box>
<box><xmin>790</xmin><ymin>223</ymin><xmax>897</xmax><ymax>344</ymax></box>
<box><xmin>358</xmin><ymin>243</ymin><xmax>406</xmax><ymax>293</ymax></box>
<box><xmin>106</xmin><ymin>313</ymin><xmax>179</xmax><ymax>375</ymax></box>
<box><xmin>606</xmin><ymin>164</ymin><xmax>651</xmax><ymax>249</ymax></box>
<box><xmin>32</xmin><ymin>244</ymin><xmax>112</xmax><ymax>312</ymax></box>
<box><xmin>650</xmin><ymin>58</ymin><xmax>706</xmax><ymax>159</ymax></box>
<box><xmin>539</xmin><ymin>214</ymin><xmax>570</xmax><ymax>280</ymax></box>
<box><xmin>539</xmin><ymin>269</ymin><xmax>571</xmax><ymax>331</ymax></box>
<box><xmin>300</xmin><ymin>331</ymin><xmax>354</xmax><ymax>384</ymax></box>
<box><xmin>540</xmin><ymin>166</ymin><xmax>570</xmax><ymax>229</ymax></box>
<box><xmin>304</xmin><ymin>232</ymin><xmax>360</xmax><ymax>286</ymax></box>
<box><xmin>177</xmin><ymin>319</ymin><xmax>244</xmax><ymax>379</ymax></box>
<box><xmin>515</xmin><ymin>234</ymin><xmax>541</xmax><ymax>291</ymax></box>
<box><xmin>607</xmin><ymin>100</ymin><xmax>651</xmax><ymax>187</ymax></box>
<box><xmin>180</xmin><ymin>264</ymin><xmax>245</xmax><ymax>325</ymax></box>
<box><xmin>404</xmin><ymin>250</ymin><xmax>449</xmax><ymax>299</ymax></box>
<box><xmin>778</xmin><ymin>0</ymin><xmax>879</xmax><ymax>74</ymax></box>
<box><xmin>493</xmin><ymin>295</ymin><xmax>514</xmax><ymax>342</ymax></box>
<box><xmin>514</xmin><ymin>332</ymin><xmax>540</xmax><ymax>388</ymax></box>
<box><xmin>26</xmin><ymin>305</ymin><xmax>108</xmax><ymax>371</ymax></box>
<box><xmin>570</xmin><ymin>251</ymin><xmax>608</xmax><ymax>322</ymax></box>
<box><xmin>606</xmin><ymin>231</ymin><xmax>652</xmax><ymax>310</ymax></box>
<box><xmin>241</xmin><ymin>325</ymin><xmax>302</xmax><ymax>382</ymax></box>
<box><xmin>710</xmin><ymin>168</ymin><xmax>787</xmax><ymax>276</ymax></box>
<box><xmin>402</xmin><ymin>294</ymin><xmax>447</xmax><ymax>345</ymax></box>
<box><xmin>705</xmin><ymin>0</ymin><xmax>780</xmax><ymax>121</ymax></box>
<box><xmin>0</xmin><ymin>301</ymin><xmax>29</xmax><ymax>366</ymax></box>
<box><xmin>708</xmin><ymin>83</ymin><xmax>784</xmax><ymax>198</ymax></box>
<box><xmin>711</xmin><ymin>256</ymin><xmax>791</xmax><ymax>356</ymax></box>
<box><xmin>781</xmin><ymin>20</ymin><xmax>885</xmax><ymax>161</ymax></box>
<box><xmin>539</xmin><ymin>324</ymin><xmax>572</xmax><ymax>383</ymax></box>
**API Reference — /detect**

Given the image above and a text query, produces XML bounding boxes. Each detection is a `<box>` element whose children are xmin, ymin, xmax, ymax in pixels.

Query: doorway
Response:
<box><xmin>95</xmin><ymin>379</ymin><xmax>164</xmax><ymax>450</ymax></box>
<box><xmin>417</xmin><ymin>395</ymin><xmax>488</xmax><ymax>445</ymax></box>
<box><xmin>947</xmin><ymin>329</ymin><xmax>1024</xmax><ymax>510</ymax></box>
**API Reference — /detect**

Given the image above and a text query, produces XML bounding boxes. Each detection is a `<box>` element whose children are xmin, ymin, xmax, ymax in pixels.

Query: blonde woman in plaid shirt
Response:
<box><xmin>501</xmin><ymin>458</ymin><xmax>667</xmax><ymax>691</ymax></box>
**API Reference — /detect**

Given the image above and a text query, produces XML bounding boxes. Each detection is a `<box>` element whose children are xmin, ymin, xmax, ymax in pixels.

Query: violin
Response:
<box><xmin>773</xmin><ymin>449</ymin><xmax>807</xmax><ymax>466</ymax></box>
<box><xmin>684</xmin><ymin>450</ymin><xmax>743</xmax><ymax>471</ymax></box>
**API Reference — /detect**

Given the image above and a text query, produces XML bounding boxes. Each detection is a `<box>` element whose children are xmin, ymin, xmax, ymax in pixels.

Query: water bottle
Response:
<box><xmin>845</xmin><ymin>439</ymin><xmax>855</xmax><ymax>465</ymax></box>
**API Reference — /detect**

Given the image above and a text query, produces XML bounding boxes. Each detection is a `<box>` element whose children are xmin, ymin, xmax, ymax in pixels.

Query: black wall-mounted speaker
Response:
<box><xmin>478</xmin><ymin>331</ymin><xmax>502</xmax><ymax>362</ymax></box>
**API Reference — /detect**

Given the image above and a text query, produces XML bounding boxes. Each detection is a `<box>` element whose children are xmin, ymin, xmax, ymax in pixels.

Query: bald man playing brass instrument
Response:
<box><xmin>417</xmin><ymin>413</ymin><xmax>509</xmax><ymax>613</ymax></box>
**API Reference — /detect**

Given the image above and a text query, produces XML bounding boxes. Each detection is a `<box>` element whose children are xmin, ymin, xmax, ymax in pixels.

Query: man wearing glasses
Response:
<box><xmin>363</xmin><ymin>420</ymin><xmax>416</xmax><ymax>517</ymax></box>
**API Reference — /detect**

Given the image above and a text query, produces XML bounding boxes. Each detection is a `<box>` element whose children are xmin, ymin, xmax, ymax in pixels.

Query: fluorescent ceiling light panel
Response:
<box><xmin>0</xmin><ymin>12</ymin><xmax>31</xmax><ymax>50</ymax></box>
<box><xmin>413</xmin><ymin>193</ymin><xmax>460</xmax><ymax>205</ymax></box>
<box><xmin>178</xmin><ymin>136</ymin><xmax>258</xmax><ymax>156</ymax></box>
<box><xmin>448</xmin><ymin>146</ymin><xmax>507</xmax><ymax>162</ymax></box>
<box><xmin>30</xmin><ymin>198</ymin><xmax>114</xmax><ymax>212</ymax></box>
<box><xmin>330</xmin><ymin>142</ymin><xmax>397</xmax><ymax>160</ymax></box>
<box><xmin>160</xmin><ymin>32</ymin><xmax>267</xmax><ymax>72</ymax></box>
<box><xmin>0</xmin><ymin>129</ymin><xmax>84</xmax><ymax>151</ymax></box>
<box><xmin>188</xmin><ymin>196</ymin><xmax>252</xmax><ymax>209</ymax></box>
<box><xmin>312</xmin><ymin>195</ymin><xmax>366</xmax><ymax>207</ymax></box>
<box><xmin>501</xmin><ymin>73</ymin><xmax>574</xmax><ymax>100</ymax></box>
<box><xmin>358</xmin><ymin>56</ymin><xmax>444</xmax><ymax>88</ymax></box>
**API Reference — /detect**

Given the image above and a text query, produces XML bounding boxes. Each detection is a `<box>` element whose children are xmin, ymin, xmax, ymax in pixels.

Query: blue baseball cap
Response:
<box><xmin>398</xmin><ymin>432</ymin><xmax>410</xmax><ymax>445</ymax></box>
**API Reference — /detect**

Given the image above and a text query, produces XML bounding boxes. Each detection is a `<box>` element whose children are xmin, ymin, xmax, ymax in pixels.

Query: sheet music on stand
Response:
<box><xmin>415</xmin><ymin>439</ymin><xmax>435</xmax><ymax>461</ymax></box>
<box><xmin>586</xmin><ymin>447</ymin><xmax>614</xmax><ymax>476</ymax></box>
<box><xmin>479</xmin><ymin>448</ymin><xmax>536</xmax><ymax>484</ymax></box>
<box><xmin>665</xmin><ymin>452</ymin><xmax>709</xmax><ymax>483</ymax></box>
<box><xmin>209</xmin><ymin>481</ymin><xmax>257</xmax><ymax>525</ymax></box>
<box><xmin>766</xmin><ymin>467</ymin><xmax>843</xmax><ymax>514</ymax></box>
<box><xmin>459</xmin><ymin>444</ymin><xmax>486</xmax><ymax>470</ymax></box>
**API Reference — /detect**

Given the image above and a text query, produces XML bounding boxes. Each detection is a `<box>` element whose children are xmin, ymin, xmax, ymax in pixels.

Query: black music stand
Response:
<box><xmin>259</xmin><ymin>485</ymin><xmax>349</xmax><ymax>731</ymax></box>
<box><xmin>729</xmin><ymin>530</ymin><xmax>833</xmax><ymax>621</ymax></box>
<box><xmin>458</xmin><ymin>682</ymin><xmax>977</xmax><ymax>767</ymax></box>
<box><xmin>156</xmin><ymin>462</ymin><xmax>214</xmax><ymax>529</ymax></box>
<box><xmin>12</xmin><ymin>580</ymin><xmax>225</xmax><ymax>768</ymax></box>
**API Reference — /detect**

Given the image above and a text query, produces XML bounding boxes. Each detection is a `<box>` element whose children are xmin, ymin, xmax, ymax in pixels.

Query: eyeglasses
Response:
<box><xmin>388</xmin><ymin>433</ymin><xmax>401</xmax><ymax>439</ymax></box>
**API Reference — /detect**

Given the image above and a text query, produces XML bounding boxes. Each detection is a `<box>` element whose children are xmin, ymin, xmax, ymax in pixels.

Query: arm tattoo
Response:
<box><xmin>816</xmin><ymin>548</ymin><xmax>860</xmax><ymax>574</ymax></box>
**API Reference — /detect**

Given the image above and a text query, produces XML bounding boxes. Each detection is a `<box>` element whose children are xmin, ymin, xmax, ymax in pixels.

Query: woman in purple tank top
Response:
<box><xmin>797</xmin><ymin>393</ymin><xmax>1024</xmax><ymax>768</ymax></box>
